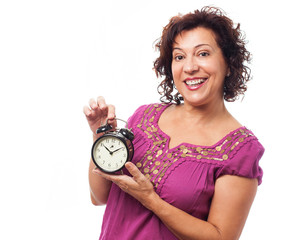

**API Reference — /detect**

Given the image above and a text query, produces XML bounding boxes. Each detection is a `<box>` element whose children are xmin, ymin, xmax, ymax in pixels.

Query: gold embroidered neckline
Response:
<box><xmin>143</xmin><ymin>103</ymin><xmax>248</xmax><ymax>150</ymax></box>
<box><xmin>135</xmin><ymin>103</ymin><xmax>254</xmax><ymax>189</ymax></box>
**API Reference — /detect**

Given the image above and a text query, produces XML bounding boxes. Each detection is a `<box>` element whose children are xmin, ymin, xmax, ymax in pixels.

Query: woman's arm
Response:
<box><xmin>88</xmin><ymin>158</ymin><xmax>112</xmax><ymax>205</ymax></box>
<box><xmin>83</xmin><ymin>96</ymin><xmax>116</xmax><ymax>205</ymax></box>
<box><xmin>95</xmin><ymin>162</ymin><xmax>258</xmax><ymax>240</ymax></box>
<box><xmin>150</xmin><ymin>175</ymin><xmax>257</xmax><ymax>240</ymax></box>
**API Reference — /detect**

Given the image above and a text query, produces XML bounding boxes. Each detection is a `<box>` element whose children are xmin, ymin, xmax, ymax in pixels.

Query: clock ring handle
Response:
<box><xmin>96</xmin><ymin>117</ymin><xmax>127</xmax><ymax>134</ymax></box>
<box><xmin>111</xmin><ymin>118</ymin><xmax>134</xmax><ymax>141</ymax></box>
<box><xmin>114</xmin><ymin>118</ymin><xmax>129</xmax><ymax>129</ymax></box>
<box><xmin>102</xmin><ymin>117</ymin><xmax>129</xmax><ymax>129</ymax></box>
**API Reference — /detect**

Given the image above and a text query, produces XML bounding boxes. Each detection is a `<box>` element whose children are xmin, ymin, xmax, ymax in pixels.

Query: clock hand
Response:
<box><xmin>103</xmin><ymin>145</ymin><xmax>113</xmax><ymax>155</ymax></box>
<box><xmin>112</xmin><ymin>147</ymin><xmax>123</xmax><ymax>154</ymax></box>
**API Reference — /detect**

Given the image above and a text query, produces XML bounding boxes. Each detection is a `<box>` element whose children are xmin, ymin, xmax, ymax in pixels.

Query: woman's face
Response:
<box><xmin>171</xmin><ymin>27</ymin><xmax>229</xmax><ymax>107</ymax></box>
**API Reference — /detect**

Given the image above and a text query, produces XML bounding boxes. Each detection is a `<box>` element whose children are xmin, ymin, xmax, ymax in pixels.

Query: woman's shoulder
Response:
<box><xmin>215</xmin><ymin>126</ymin><xmax>265</xmax><ymax>185</ymax></box>
<box><xmin>127</xmin><ymin>102</ymin><xmax>170</xmax><ymax>127</ymax></box>
<box><xmin>130</xmin><ymin>103</ymin><xmax>171</xmax><ymax>120</ymax></box>
<box><xmin>133</xmin><ymin>102</ymin><xmax>170</xmax><ymax>114</ymax></box>
<box><xmin>219</xmin><ymin>126</ymin><xmax>264</xmax><ymax>158</ymax></box>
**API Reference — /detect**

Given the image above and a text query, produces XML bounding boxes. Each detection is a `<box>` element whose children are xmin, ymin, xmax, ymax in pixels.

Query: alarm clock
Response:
<box><xmin>91</xmin><ymin>118</ymin><xmax>134</xmax><ymax>173</ymax></box>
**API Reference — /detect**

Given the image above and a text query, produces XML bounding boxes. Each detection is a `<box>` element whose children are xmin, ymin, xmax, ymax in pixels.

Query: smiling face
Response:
<box><xmin>171</xmin><ymin>27</ymin><xmax>229</xmax><ymax>107</ymax></box>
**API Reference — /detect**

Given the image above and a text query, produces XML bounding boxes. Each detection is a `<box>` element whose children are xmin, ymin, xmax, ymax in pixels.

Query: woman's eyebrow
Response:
<box><xmin>194</xmin><ymin>43</ymin><xmax>212</xmax><ymax>49</ymax></box>
<box><xmin>172</xmin><ymin>44</ymin><xmax>212</xmax><ymax>52</ymax></box>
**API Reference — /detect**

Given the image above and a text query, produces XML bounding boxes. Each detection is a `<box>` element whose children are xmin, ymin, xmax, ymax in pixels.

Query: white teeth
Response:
<box><xmin>185</xmin><ymin>79</ymin><xmax>206</xmax><ymax>86</ymax></box>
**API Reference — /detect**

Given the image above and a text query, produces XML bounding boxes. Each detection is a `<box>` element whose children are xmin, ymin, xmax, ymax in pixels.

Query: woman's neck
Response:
<box><xmin>177</xmin><ymin>99</ymin><xmax>231</xmax><ymax>128</ymax></box>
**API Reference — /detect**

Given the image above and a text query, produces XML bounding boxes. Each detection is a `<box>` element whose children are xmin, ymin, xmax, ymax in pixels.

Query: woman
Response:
<box><xmin>84</xmin><ymin>6</ymin><xmax>264</xmax><ymax>240</ymax></box>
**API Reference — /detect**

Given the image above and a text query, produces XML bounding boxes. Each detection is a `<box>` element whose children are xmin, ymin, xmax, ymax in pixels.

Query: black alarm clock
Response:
<box><xmin>91</xmin><ymin>118</ymin><xmax>134</xmax><ymax>173</ymax></box>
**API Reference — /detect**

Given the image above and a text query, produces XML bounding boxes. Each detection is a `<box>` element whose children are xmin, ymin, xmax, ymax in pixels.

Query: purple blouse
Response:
<box><xmin>99</xmin><ymin>103</ymin><xmax>264</xmax><ymax>240</ymax></box>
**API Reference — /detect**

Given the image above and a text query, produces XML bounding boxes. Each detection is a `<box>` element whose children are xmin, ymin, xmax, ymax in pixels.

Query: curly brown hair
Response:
<box><xmin>153</xmin><ymin>6</ymin><xmax>252</xmax><ymax>104</ymax></box>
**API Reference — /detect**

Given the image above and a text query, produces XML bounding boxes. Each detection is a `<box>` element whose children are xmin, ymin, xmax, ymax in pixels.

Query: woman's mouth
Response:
<box><xmin>184</xmin><ymin>78</ymin><xmax>208</xmax><ymax>90</ymax></box>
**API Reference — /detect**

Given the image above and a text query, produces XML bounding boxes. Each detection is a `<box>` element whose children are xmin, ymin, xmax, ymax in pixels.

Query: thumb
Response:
<box><xmin>125</xmin><ymin>162</ymin><xmax>144</xmax><ymax>181</ymax></box>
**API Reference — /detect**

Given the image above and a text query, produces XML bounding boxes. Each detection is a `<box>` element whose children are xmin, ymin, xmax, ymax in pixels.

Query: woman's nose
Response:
<box><xmin>183</xmin><ymin>57</ymin><xmax>199</xmax><ymax>74</ymax></box>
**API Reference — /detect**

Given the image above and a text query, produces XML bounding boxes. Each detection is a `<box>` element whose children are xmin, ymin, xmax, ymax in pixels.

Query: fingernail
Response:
<box><xmin>108</xmin><ymin>113</ymin><xmax>115</xmax><ymax>119</ymax></box>
<box><xmin>125</xmin><ymin>162</ymin><xmax>133</xmax><ymax>169</ymax></box>
<box><xmin>92</xmin><ymin>169</ymin><xmax>101</xmax><ymax>175</ymax></box>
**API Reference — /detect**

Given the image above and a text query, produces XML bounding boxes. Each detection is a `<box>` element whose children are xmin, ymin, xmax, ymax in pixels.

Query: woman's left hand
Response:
<box><xmin>92</xmin><ymin>162</ymin><xmax>158</xmax><ymax>210</ymax></box>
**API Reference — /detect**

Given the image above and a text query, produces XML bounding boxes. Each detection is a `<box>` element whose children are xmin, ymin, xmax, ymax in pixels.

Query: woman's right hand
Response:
<box><xmin>83</xmin><ymin>96</ymin><xmax>116</xmax><ymax>139</ymax></box>
<box><xmin>84</xmin><ymin>96</ymin><xmax>115</xmax><ymax>205</ymax></box>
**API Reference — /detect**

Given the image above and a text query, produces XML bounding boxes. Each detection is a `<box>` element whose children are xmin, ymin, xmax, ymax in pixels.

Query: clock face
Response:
<box><xmin>92</xmin><ymin>135</ymin><xmax>128</xmax><ymax>172</ymax></box>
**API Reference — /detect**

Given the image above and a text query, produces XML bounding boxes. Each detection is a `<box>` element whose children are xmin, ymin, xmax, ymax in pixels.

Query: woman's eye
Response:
<box><xmin>199</xmin><ymin>52</ymin><xmax>209</xmax><ymax>57</ymax></box>
<box><xmin>174</xmin><ymin>55</ymin><xmax>184</xmax><ymax>61</ymax></box>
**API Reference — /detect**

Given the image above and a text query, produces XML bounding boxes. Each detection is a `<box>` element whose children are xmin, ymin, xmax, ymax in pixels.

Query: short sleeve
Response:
<box><xmin>216</xmin><ymin>139</ymin><xmax>264</xmax><ymax>185</ymax></box>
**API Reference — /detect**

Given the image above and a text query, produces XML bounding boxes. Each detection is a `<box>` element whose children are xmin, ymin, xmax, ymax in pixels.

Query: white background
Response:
<box><xmin>0</xmin><ymin>0</ymin><xmax>300</xmax><ymax>239</ymax></box>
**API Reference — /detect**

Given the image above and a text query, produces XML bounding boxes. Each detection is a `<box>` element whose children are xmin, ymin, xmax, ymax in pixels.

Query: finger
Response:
<box><xmin>89</xmin><ymin>98</ymin><xmax>98</xmax><ymax>110</ymax></box>
<box><xmin>107</xmin><ymin>104</ymin><xmax>116</xmax><ymax>119</ymax></box>
<box><xmin>93</xmin><ymin>169</ymin><xmax>131</xmax><ymax>190</ymax></box>
<box><xmin>83</xmin><ymin>105</ymin><xmax>92</xmax><ymax>117</ymax></box>
<box><xmin>106</xmin><ymin>104</ymin><xmax>116</xmax><ymax>127</ymax></box>
<box><xmin>92</xmin><ymin>168</ymin><xmax>114</xmax><ymax>181</ymax></box>
<box><xmin>96</xmin><ymin>96</ymin><xmax>110</xmax><ymax>121</ymax></box>
<box><xmin>92</xmin><ymin>167</ymin><xmax>104</xmax><ymax>176</ymax></box>
<box><xmin>92</xmin><ymin>168</ymin><xmax>121</xmax><ymax>181</ymax></box>
<box><xmin>125</xmin><ymin>162</ymin><xmax>145</xmax><ymax>182</ymax></box>
<box><xmin>118</xmin><ymin>183</ymin><xmax>129</xmax><ymax>191</ymax></box>
<box><xmin>97</xmin><ymin>96</ymin><xmax>106</xmax><ymax>109</ymax></box>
